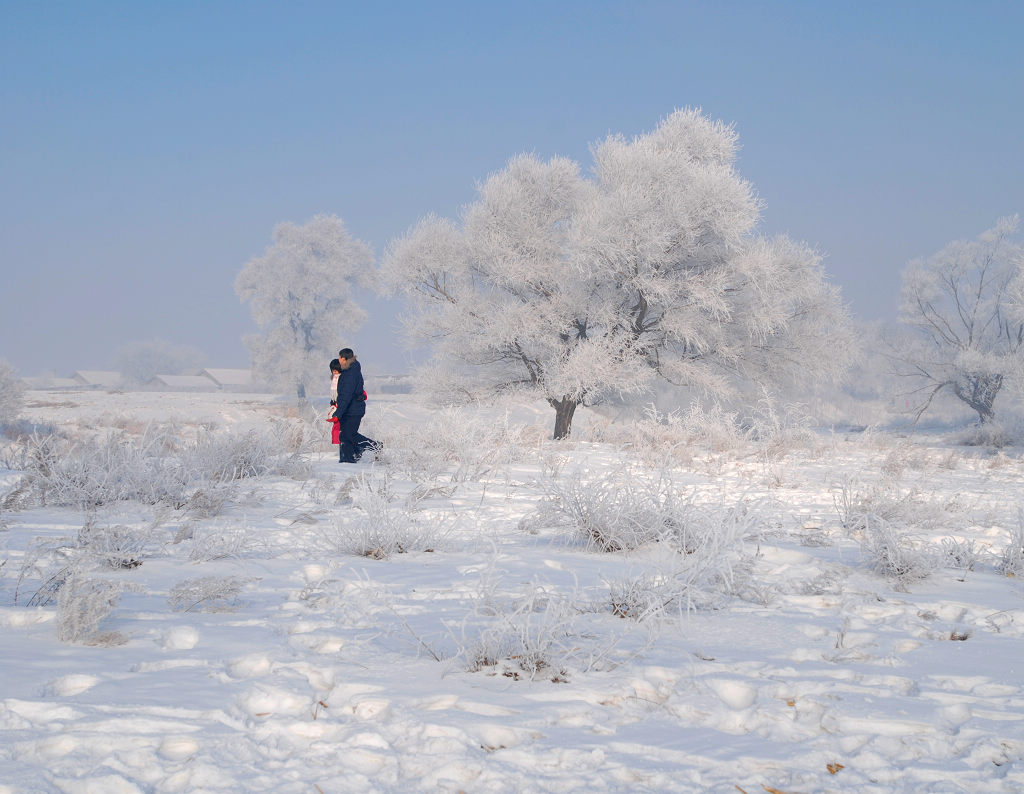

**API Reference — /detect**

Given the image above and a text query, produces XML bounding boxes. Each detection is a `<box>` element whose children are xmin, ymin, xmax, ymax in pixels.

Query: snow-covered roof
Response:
<box><xmin>199</xmin><ymin>368</ymin><xmax>255</xmax><ymax>387</ymax></box>
<box><xmin>72</xmin><ymin>370</ymin><xmax>122</xmax><ymax>387</ymax></box>
<box><xmin>22</xmin><ymin>376</ymin><xmax>80</xmax><ymax>389</ymax></box>
<box><xmin>148</xmin><ymin>374</ymin><xmax>217</xmax><ymax>390</ymax></box>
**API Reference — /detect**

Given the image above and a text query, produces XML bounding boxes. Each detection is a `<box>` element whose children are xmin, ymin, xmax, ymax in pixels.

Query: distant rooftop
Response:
<box><xmin>72</xmin><ymin>370</ymin><xmax>122</xmax><ymax>387</ymax></box>
<box><xmin>22</xmin><ymin>375</ymin><xmax>80</xmax><ymax>389</ymax></box>
<box><xmin>199</xmin><ymin>368</ymin><xmax>255</xmax><ymax>387</ymax></box>
<box><xmin>148</xmin><ymin>374</ymin><xmax>218</xmax><ymax>390</ymax></box>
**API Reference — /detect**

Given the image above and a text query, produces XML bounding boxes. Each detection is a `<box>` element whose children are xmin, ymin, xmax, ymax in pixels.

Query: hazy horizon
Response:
<box><xmin>2</xmin><ymin>1</ymin><xmax>1022</xmax><ymax>378</ymax></box>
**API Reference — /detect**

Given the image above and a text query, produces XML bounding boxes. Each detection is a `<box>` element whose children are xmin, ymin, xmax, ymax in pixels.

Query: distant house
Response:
<box><xmin>22</xmin><ymin>374</ymin><xmax>80</xmax><ymax>390</ymax></box>
<box><xmin>198</xmin><ymin>368</ymin><xmax>265</xmax><ymax>392</ymax></box>
<box><xmin>148</xmin><ymin>374</ymin><xmax>217</xmax><ymax>391</ymax></box>
<box><xmin>72</xmin><ymin>370</ymin><xmax>123</xmax><ymax>389</ymax></box>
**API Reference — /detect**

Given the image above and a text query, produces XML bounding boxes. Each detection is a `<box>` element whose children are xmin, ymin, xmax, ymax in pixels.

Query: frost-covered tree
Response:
<box><xmin>893</xmin><ymin>216</ymin><xmax>1024</xmax><ymax>423</ymax></box>
<box><xmin>0</xmin><ymin>359</ymin><xmax>27</xmax><ymax>425</ymax></box>
<box><xmin>382</xmin><ymin>109</ymin><xmax>855</xmax><ymax>439</ymax></box>
<box><xmin>383</xmin><ymin>154</ymin><xmax>603</xmax><ymax>437</ymax></box>
<box><xmin>235</xmin><ymin>214</ymin><xmax>373</xmax><ymax>400</ymax></box>
<box><xmin>1008</xmin><ymin>265</ymin><xmax>1024</xmax><ymax>326</ymax></box>
<box><xmin>113</xmin><ymin>339</ymin><xmax>206</xmax><ymax>385</ymax></box>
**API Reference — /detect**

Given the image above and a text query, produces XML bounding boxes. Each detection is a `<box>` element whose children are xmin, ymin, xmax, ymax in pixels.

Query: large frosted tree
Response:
<box><xmin>236</xmin><ymin>215</ymin><xmax>372</xmax><ymax>400</ymax></box>
<box><xmin>382</xmin><ymin>109</ymin><xmax>855</xmax><ymax>439</ymax></box>
<box><xmin>893</xmin><ymin>215</ymin><xmax>1024</xmax><ymax>423</ymax></box>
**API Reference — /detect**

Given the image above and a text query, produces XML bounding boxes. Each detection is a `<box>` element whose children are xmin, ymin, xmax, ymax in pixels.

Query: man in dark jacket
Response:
<box><xmin>335</xmin><ymin>348</ymin><xmax>378</xmax><ymax>463</ymax></box>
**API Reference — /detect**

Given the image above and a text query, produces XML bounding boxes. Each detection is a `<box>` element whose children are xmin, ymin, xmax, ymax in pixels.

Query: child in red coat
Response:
<box><xmin>327</xmin><ymin>359</ymin><xmax>342</xmax><ymax>446</ymax></box>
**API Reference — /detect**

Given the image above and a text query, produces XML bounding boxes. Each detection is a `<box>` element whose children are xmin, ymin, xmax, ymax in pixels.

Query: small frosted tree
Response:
<box><xmin>382</xmin><ymin>109</ymin><xmax>855</xmax><ymax>439</ymax></box>
<box><xmin>893</xmin><ymin>216</ymin><xmax>1024</xmax><ymax>423</ymax></box>
<box><xmin>113</xmin><ymin>339</ymin><xmax>206</xmax><ymax>385</ymax></box>
<box><xmin>236</xmin><ymin>214</ymin><xmax>373</xmax><ymax>400</ymax></box>
<box><xmin>0</xmin><ymin>359</ymin><xmax>26</xmax><ymax>425</ymax></box>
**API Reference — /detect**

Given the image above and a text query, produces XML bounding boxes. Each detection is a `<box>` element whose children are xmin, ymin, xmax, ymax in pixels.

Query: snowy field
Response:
<box><xmin>2</xmin><ymin>389</ymin><xmax>1024</xmax><ymax>793</ymax></box>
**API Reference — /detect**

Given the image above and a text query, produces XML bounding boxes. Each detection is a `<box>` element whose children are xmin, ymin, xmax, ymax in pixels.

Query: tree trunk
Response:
<box><xmin>296</xmin><ymin>381</ymin><xmax>307</xmax><ymax>401</ymax></box>
<box><xmin>954</xmin><ymin>374</ymin><xmax>1001</xmax><ymax>424</ymax></box>
<box><xmin>550</xmin><ymin>397</ymin><xmax>579</xmax><ymax>440</ymax></box>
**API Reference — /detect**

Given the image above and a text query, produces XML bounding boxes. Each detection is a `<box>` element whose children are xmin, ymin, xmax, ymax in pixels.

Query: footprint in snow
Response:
<box><xmin>45</xmin><ymin>674</ymin><xmax>100</xmax><ymax>697</ymax></box>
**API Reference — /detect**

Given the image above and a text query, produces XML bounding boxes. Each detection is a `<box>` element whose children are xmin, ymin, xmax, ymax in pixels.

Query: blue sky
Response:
<box><xmin>2</xmin><ymin>0</ymin><xmax>1022</xmax><ymax>376</ymax></box>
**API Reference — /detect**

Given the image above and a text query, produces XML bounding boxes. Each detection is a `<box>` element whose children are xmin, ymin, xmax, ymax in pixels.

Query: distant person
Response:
<box><xmin>326</xmin><ymin>359</ymin><xmax>342</xmax><ymax>447</ymax></box>
<box><xmin>335</xmin><ymin>348</ymin><xmax>379</xmax><ymax>463</ymax></box>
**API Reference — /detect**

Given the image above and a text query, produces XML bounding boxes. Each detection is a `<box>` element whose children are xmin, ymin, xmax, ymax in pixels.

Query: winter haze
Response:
<box><xmin>2</xmin><ymin>1</ymin><xmax>1022</xmax><ymax>377</ymax></box>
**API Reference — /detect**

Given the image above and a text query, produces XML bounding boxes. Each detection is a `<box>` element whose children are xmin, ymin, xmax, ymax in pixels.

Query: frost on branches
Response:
<box><xmin>382</xmin><ymin>109</ymin><xmax>855</xmax><ymax>439</ymax></box>
<box><xmin>235</xmin><ymin>215</ymin><xmax>373</xmax><ymax>400</ymax></box>
<box><xmin>0</xmin><ymin>359</ymin><xmax>26</xmax><ymax>426</ymax></box>
<box><xmin>113</xmin><ymin>339</ymin><xmax>206</xmax><ymax>386</ymax></box>
<box><xmin>894</xmin><ymin>215</ymin><xmax>1024</xmax><ymax>423</ymax></box>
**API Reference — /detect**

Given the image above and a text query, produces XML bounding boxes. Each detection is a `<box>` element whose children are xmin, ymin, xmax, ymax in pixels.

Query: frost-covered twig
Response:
<box><xmin>168</xmin><ymin>576</ymin><xmax>255</xmax><ymax>612</ymax></box>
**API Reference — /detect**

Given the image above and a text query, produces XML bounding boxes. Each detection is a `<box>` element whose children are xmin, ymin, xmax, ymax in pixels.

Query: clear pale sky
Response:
<box><xmin>2</xmin><ymin>0</ymin><xmax>1022</xmax><ymax>377</ymax></box>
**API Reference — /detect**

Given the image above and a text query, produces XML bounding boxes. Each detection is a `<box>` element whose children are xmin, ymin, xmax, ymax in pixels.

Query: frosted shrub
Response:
<box><xmin>833</xmin><ymin>475</ymin><xmax>964</xmax><ymax>532</ymax></box>
<box><xmin>438</xmin><ymin>408</ymin><xmax>534</xmax><ymax>466</ymax></box>
<box><xmin>168</xmin><ymin>576</ymin><xmax>254</xmax><ymax>612</ymax></box>
<box><xmin>455</xmin><ymin>581</ymin><xmax>649</xmax><ymax>680</ymax></box>
<box><xmin>614</xmin><ymin>403</ymin><xmax>747</xmax><ymax>463</ymax></box>
<box><xmin>323</xmin><ymin>509</ymin><xmax>447</xmax><ymax>560</ymax></box>
<box><xmin>741</xmin><ymin>393</ymin><xmax>817</xmax><ymax>454</ymax></box>
<box><xmin>604</xmin><ymin>534</ymin><xmax>758</xmax><ymax>619</ymax></box>
<box><xmin>8</xmin><ymin>422</ymin><xmax>310</xmax><ymax>511</ymax></box>
<box><xmin>189</xmin><ymin>432</ymin><xmax>271</xmax><ymax>481</ymax></box>
<box><xmin>56</xmin><ymin>574</ymin><xmax>133</xmax><ymax>644</ymax></box>
<box><xmin>77</xmin><ymin>522</ymin><xmax>151</xmax><ymax>570</ymax></box>
<box><xmin>369</xmin><ymin>414</ymin><xmax>456</xmax><ymax>493</ymax></box>
<box><xmin>609</xmin><ymin>406</ymin><xmax>697</xmax><ymax>467</ymax></box>
<box><xmin>530</xmin><ymin>470</ymin><xmax>760</xmax><ymax>555</ymax></box>
<box><xmin>458</xmin><ymin>585</ymin><xmax>577</xmax><ymax>680</ymax></box>
<box><xmin>677</xmin><ymin>403</ymin><xmax>748</xmax><ymax>453</ymax></box>
<box><xmin>529</xmin><ymin>471</ymin><xmax>653</xmax><ymax>552</ymax></box>
<box><xmin>1</xmin><ymin>421</ymin><xmax>44</xmax><ymax>447</ymax></box>
<box><xmin>302</xmin><ymin>473</ymin><xmax>343</xmax><ymax>506</ymax></box>
<box><xmin>181</xmin><ymin>484</ymin><xmax>236</xmax><ymax>518</ymax></box>
<box><xmin>8</xmin><ymin>428</ymin><xmax>188</xmax><ymax>509</ymax></box>
<box><xmin>382</xmin><ymin>407</ymin><xmax>536</xmax><ymax>484</ymax></box>
<box><xmin>942</xmin><ymin>537</ymin><xmax>986</xmax><ymax>579</ymax></box>
<box><xmin>859</xmin><ymin>515</ymin><xmax>939</xmax><ymax>591</ymax></box>
<box><xmin>955</xmin><ymin>419</ymin><xmax>1024</xmax><ymax>449</ymax></box>
<box><xmin>614</xmin><ymin>398</ymin><xmax>815</xmax><ymax>470</ymax></box>
<box><xmin>319</xmin><ymin>475</ymin><xmax>451</xmax><ymax>559</ymax></box>
<box><xmin>998</xmin><ymin>511</ymin><xmax>1024</xmax><ymax>577</ymax></box>
<box><xmin>186</xmin><ymin>423</ymin><xmax>311</xmax><ymax>482</ymax></box>
<box><xmin>19</xmin><ymin>562</ymin><xmax>73</xmax><ymax>607</ymax></box>
<box><xmin>382</xmin><ymin>440</ymin><xmax>450</xmax><ymax>491</ymax></box>
<box><xmin>877</xmin><ymin>440</ymin><xmax>931</xmax><ymax>479</ymax></box>
<box><xmin>15</xmin><ymin>518</ymin><xmax>152</xmax><ymax>607</ymax></box>
<box><xmin>188</xmin><ymin>526</ymin><xmax>256</xmax><ymax>562</ymax></box>
<box><xmin>606</xmin><ymin>572</ymin><xmax>678</xmax><ymax>620</ymax></box>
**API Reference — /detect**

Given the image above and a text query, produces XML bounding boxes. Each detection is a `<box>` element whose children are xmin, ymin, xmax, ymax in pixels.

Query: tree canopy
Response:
<box><xmin>236</xmin><ymin>215</ymin><xmax>373</xmax><ymax>400</ymax></box>
<box><xmin>383</xmin><ymin>109</ymin><xmax>856</xmax><ymax>438</ymax></box>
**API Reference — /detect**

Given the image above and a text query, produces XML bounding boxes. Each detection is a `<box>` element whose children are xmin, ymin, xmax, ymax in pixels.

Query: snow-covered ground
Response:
<box><xmin>2</xmin><ymin>390</ymin><xmax>1023</xmax><ymax>793</ymax></box>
